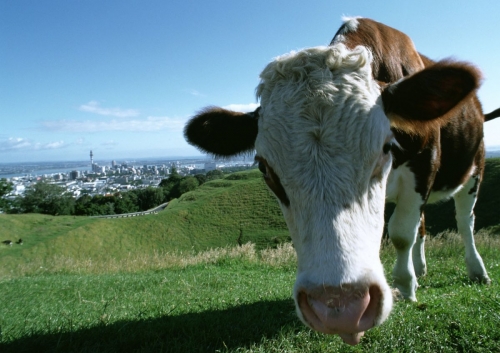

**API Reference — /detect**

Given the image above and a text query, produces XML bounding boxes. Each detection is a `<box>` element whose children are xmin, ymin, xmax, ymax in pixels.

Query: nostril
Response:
<box><xmin>298</xmin><ymin>290</ymin><xmax>321</xmax><ymax>329</ymax></box>
<box><xmin>359</xmin><ymin>285</ymin><xmax>382</xmax><ymax>329</ymax></box>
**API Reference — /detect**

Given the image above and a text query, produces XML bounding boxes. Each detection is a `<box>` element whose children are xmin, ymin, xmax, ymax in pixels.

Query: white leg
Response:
<box><xmin>388</xmin><ymin>190</ymin><xmax>424</xmax><ymax>301</ymax></box>
<box><xmin>412</xmin><ymin>216</ymin><xmax>427</xmax><ymax>277</ymax></box>
<box><xmin>453</xmin><ymin>176</ymin><xmax>490</xmax><ymax>284</ymax></box>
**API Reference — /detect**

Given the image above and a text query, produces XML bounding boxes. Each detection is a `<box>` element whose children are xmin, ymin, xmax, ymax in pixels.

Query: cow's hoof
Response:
<box><xmin>469</xmin><ymin>274</ymin><xmax>491</xmax><ymax>285</ymax></box>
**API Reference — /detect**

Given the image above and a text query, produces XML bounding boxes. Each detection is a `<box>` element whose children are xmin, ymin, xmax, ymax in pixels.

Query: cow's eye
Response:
<box><xmin>258</xmin><ymin>161</ymin><xmax>268</xmax><ymax>176</ymax></box>
<box><xmin>383</xmin><ymin>142</ymin><xmax>393</xmax><ymax>154</ymax></box>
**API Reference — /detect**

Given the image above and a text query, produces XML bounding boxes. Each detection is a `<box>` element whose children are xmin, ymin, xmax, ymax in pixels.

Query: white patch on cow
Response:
<box><xmin>341</xmin><ymin>16</ymin><xmax>361</xmax><ymax>32</ymax></box>
<box><xmin>427</xmin><ymin>187</ymin><xmax>463</xmax><ymax>204</ymax></box>
<box><xmin>331</xmin><ymin>17</ymin><xmax>361</xmax><ymax>45</ymax></box>
<box><xmin>255</xmin><ymin>44</ymin><xmax>394</xmax><ymax>332</ymax></box>
<box><xmin>385</xmin><ymin>163</ymin><xmax>424</xmax><ymax>300</ymax></box>
<box><xmin>453</xmin><ymin>175</ymin><xmax>490</xmax><ymax>283</ymax></box>
<box><xmin>412</xmin><ymin>231</ymin><xmax>427</xmax><ymax>277</ymax></box>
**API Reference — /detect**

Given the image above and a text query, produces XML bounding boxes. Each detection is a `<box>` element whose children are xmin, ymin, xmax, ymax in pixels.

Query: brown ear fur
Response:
<box><xmin>382</xmin><ymin>60</ymin><xmax>481</xmax><ymax>135</ymax></box>
<box><xmin>184</xmin><ymin>107</ymin><xmax>259</xmax><ymax>157</ymax></box>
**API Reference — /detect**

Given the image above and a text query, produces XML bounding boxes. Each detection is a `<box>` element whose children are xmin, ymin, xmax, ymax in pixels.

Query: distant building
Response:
<box><xmin>70</xmin><ymin>170</ymin><xmax>80</xmax><ymax>180</ymax></box>
<box><xmin>204</xmin><ymin>162</ymin><xmax>217</xmax><ymax>172</ymax></box>
<box><xmin>116</xmin><ymin>176</ymin><xmax>129</xmax><ymax>185</ymax></box>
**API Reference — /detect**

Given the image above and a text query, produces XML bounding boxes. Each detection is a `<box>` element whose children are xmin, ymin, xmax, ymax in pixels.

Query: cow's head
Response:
<box><xmin>184</xmin><ymin>44</ymin><xmax>479</xmax><ymax>345</ymax></box>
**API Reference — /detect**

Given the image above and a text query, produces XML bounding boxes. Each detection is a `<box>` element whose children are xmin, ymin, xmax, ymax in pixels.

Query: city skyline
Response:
<box><xmin>2</xmin><ymin>1</ymin><xmax>500</xmax><ymax>163</ymax></box>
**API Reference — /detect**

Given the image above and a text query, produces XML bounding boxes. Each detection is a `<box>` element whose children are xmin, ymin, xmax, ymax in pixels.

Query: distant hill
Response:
<box><xmin>1</xmin><ymin>159</ymin><xmax>499</xmax><ymax>277</ymax></box>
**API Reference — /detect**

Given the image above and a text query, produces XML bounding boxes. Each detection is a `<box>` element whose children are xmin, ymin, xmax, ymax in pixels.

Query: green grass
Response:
<box><xmin>0</xmin><ymin>169</ymin><xmax>289</xmax><ymax>277</ymax></box>
<box><xmin>1</xmin><ymin>237</ymin><xmax>500</xmax><ymax>352</ymax></box>
<box><xmin>1</xmin><ymin>160</ymin><xmax>500</xmax><ymax>351</ymax></box>
<box><xmin>2</xmin><ymin>159</ymin><xmax>500</xmax><ymax>277</ymax></box>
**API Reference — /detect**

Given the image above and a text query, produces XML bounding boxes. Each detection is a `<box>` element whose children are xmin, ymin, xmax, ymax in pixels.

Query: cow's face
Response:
<box><xmin>184</xmin><ymin>44</ymin><xmax>479</xmax><ymax>345</ymax></box>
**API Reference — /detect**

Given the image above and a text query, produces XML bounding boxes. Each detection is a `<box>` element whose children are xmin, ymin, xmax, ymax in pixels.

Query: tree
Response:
<box><xmin>20</xmin><ymin>181</ymin><xmax>74</xmax><ymax>215</ymax></box>
<box><xmin>134</xmin><ymin>187</ymin><xmax>165</xmax><ymax>211</ymax></box>
<box><xmin>160</xmin><ymin>173</ymin><xmax>182</xmax><ymax>200</ymax></box>
<box><xmin>114</xmin><ymin>192</ymin><xmax>139</xmax><ymax>214</ymax></box>
<box><xmin>178</xmin><ymin>176</ymin><xmax>199</xmax><ymax>195</ymax></box>
<box><xmin>0</xmin><ymin>178</ymin><xmax>13</xmax><ymax>211</ymax></box>
<box><xmin>206</xmin><ymin>169</ymin><xmax>224</xmax><ymax>181</ymax></box>
<box><xmin>74</xmin><ymin>194</ymin><xmax>94</xmax><ymax>215</ymax></box>
<box><xmin>194</xmin><ymin>174</ymin><xmax>207</xmax><ymax>185</ymax></box>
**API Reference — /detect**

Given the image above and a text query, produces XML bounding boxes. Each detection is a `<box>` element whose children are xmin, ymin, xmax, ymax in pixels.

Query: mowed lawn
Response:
<box><xmin>1</xmin><ymin>235</ymin><xmax>500</xmax><ymax>353</ymax></box>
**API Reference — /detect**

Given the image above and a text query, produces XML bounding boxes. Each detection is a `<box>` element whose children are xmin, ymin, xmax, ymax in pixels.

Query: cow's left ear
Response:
<box><xmin>381</xmin><ymin>60</ymin><xmax>481</xmax><ymax>133</ymax></box>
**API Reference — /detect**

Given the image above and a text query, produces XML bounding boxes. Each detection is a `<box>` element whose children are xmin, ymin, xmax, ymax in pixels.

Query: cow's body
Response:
<box><xmin>184</xmin><ymin>18</ymin><xmax>494</xmax><ymax>345</ymax></box>
<box><xmin>331</xmin><ymin>18</ymin><xmax>490</xmax><ymax>300</ymax></box>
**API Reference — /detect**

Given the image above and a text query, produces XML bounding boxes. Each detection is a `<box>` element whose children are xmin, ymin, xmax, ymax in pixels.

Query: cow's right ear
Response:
<box><xmin>184</xmin><ymin>107</ymin><xmax>259</xmax><ymax>157</ymax></box>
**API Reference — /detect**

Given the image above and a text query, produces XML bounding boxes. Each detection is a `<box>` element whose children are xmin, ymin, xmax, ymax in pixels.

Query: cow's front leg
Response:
<box><xmin>388</xmin><ymin>190</ymin><xmax>424</xmax><ymax>301</ymax></box>
<box><xmin>454</xmin><ymin>176</ymin><xmax>490</xmax><ymax>284</ymax></box>
<box><xmin>412</xmin><ymin>214</ymin><xmax>427</xmax><ymax>277</ymax></box>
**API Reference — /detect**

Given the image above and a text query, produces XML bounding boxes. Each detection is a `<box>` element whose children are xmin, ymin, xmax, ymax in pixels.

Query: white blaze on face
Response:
<box><xmin>254</xmin><ymin>44</ymin><xmax>394</xmax><ymax>340</ymax></box>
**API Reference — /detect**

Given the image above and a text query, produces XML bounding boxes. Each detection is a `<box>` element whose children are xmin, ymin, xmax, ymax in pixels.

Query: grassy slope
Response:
<box><xmin>0</xmin><ymin>160</ymin><xmax>500</xmax><ymax>352</ymax></box>
<box><xmin>0</xmin><ymin>169</ymin><xmax>288</xmax><ymax>277</ymax></box>
<box><xmin>1</xmin><ymin>158</ymin><xmax>499</xmax><ymax>277</ymax></box>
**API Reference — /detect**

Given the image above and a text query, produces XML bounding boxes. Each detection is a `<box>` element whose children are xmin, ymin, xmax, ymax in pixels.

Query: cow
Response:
<box><xmin>184</xmin><ymin>17</ymin><xmax>494</xmax><ymax>345</ymax></box>
<box><xmin>2</xmin><ymin>240</ymin><xmax>12</xmax><ymax>246</ymax></box>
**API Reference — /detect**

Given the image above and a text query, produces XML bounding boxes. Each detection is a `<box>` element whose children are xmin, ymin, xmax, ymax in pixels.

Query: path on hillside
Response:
<box><xmin>90</xmin><ymin>202</ymin><xmax>169</xmax><ymax>219</ymax></box>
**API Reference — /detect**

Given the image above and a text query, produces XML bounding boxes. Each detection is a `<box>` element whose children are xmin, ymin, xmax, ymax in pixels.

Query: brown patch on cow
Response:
<box><xmin>333</xmin><ymin>18</ymin><xmax>487</xmax><ymax>202</ymax></box>
<box><xmin>255</xmin><ymin>156</ymin><xmax>290</xmax><ymax>207</ymax></box>
<box><xmin>418</xmin><ymin>213</ymin><xmax>426</xmax><ymax>239</ymax></box>
<box><xmin>331</xmin><ymin>18</ymin><xmax>425</xmax><ymax>83</ymax></box>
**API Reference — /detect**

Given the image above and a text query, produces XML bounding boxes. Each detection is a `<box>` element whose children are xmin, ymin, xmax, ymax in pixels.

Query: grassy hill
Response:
<box><xmin>0</xmin><ymin>169</ymin><xmax>288</xmax><ymax>277</ymax></box>
<box><xmin>1</xmin><ymin>160</ymin><xmax>500</xmax><ymax>352</ymax></box>
<box><xmin>1</xmin><ymin>158</ymin><xmax>499</xmax><ymax>278</ymax></box>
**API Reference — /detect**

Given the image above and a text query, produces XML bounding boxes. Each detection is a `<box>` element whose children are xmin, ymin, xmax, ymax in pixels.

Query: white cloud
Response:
<box><xmin>43</xmin><ymin>141</ymin><xmax>65</xmax><ymax>149</ymax></box>
<box><xmin>79</xmin><ymin>101</ymin><xmax>140</xmax><ymax>118</ymax></box>
<box><xmin>39</xmin><ymin>116</ymin><xmax>186</xmax><ymax>133</ymax></box>
<box><xmin>222</xmin><ymin>103</ymin><xmax>259</xmax><ymax>112</ymax></box>
<box><xmin>0</xmin><ymin>137</ymin><xmax>67</xmax><ymax>152</ymax></box>
<box><xmin>0</xmin><ymin>138</ymin><xmax>32</xmax><ymax>151</ymax></box>
<box><xmin>101</xmin><ymin>140</ymin><xmax>118</xmax><ymax>146</ymax></box>
<box><xmin>189</xmin><ymin>89</ymin><xmax>206</xmax><ymax>97</ymax></box>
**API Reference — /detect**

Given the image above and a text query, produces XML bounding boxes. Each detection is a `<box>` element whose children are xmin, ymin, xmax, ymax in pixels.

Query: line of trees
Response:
<box><xmin>0</xmin><ymin>169</ymin><xmax>226</xmax><ymax>216</ymax></box>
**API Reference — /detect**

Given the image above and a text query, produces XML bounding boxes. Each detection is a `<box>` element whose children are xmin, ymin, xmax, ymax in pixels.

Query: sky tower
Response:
<box><xmin>90</xmin><ymin>150</ymin><xmax>94</xmax><ymax>165</ymax></box>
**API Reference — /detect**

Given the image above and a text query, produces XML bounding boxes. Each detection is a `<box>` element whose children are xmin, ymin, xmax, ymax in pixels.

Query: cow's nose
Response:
<box><xmin>297</xmin><ymin>284</ymin><xmax>382</xmax><ymax>345</ymax></box>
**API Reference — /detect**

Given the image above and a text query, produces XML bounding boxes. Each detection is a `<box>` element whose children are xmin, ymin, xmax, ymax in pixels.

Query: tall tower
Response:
<box><xmin>90</xmin><ymin>150</ymin><xmax>94</xmax><ymax>165</ymax></box>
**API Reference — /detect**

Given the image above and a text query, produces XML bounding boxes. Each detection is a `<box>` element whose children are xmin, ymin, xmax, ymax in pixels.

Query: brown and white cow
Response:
<box><xmin>184</xmin><ymin>17</ymin><xmax>493</xmax><ymax>345</ymax></box>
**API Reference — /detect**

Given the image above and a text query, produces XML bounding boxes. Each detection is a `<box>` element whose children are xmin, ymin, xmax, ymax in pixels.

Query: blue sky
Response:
<box><xmin>2</xmin><ymin>1</ymin><xmax>500</xmax><ymax>163</ymax></box>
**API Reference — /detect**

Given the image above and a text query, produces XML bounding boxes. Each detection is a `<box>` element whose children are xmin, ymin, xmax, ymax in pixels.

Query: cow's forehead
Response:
<box><xmin>255</xmin><ymin>44</ymin><xmax>390</xmax><ymax>176</ymax></box>
<box><xmin>256</xmin><ymin>44</ymin><xmax>377</xmax><ymax>105</ymax></box>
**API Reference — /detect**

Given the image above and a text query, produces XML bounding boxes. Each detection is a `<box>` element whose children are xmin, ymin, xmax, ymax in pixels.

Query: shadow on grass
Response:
<box><xmin>1</xmin><ymin>299</ymin><xmax>298</xmax><ymax>353</ymax></box>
